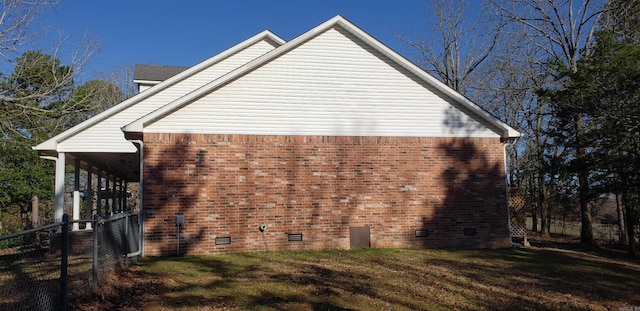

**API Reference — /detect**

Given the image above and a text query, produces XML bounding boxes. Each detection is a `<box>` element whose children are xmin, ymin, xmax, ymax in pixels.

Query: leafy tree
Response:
<box><xmin>0</xmin><ymin>50</ymin><xmax>124</xmax><ymax>230</ymax></box>
<box><xmin>0</xmin><ymin>142</ymin><xmax>53</xmax><ymax>230</ymax></box>
<box><xmin>546</xmin><ymin>0</ymin><xmax>640</xmax><ymax>254</ymax></box>
<box><xmin>0</xmin><ymin>50</ymin><xmax>73</xmax><ymax>143</ymax></box>
<box><xmin>492</xmin><ymin>0</ymin><xmax>606</xmax><ymax>241</ymax></box>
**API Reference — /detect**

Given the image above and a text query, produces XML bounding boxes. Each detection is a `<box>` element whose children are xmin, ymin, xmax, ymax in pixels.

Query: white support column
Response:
<box><xmin>54</xmin><ymin>152</ymin><xmax>65</xmax><ymax>222</ymax></box>
<box><xmin>86</xmin><ymin>167</ymin><xmax>93</xmax><ymax>230</ymax></box>
<box><xmin>73</xmin><ymin>158</ymin><xmax>81</xmax><ymax>231</ymax></box>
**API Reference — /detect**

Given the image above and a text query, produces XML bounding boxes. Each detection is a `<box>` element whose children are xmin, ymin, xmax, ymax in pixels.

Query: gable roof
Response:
<box><xmin>123</xmin><ymin>15</ymin><xmax>520</xmax><ymax>139</ymax></box>
<box><xmin>33</xmin><ymin>15</ymin><xmax>520</xmax><ymax>180</ymax></box>
<box><xmin>34</xmin><ymin>29</ymin><xmax>286</xmax><ymax>153</ymax></box>
<box><xmin>133</xmin><ymin>64</ymin><xmax>189</xmax><ymax>83</ymax></box>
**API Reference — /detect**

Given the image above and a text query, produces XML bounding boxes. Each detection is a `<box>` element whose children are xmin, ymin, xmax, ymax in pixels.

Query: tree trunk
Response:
<box><xmin>616</xmin><ymin>192</ymin><xmax>627</xmax><ymax>244</ymax></box>
<box><xmin>538</xmin><ymin>172</ymin><xmax>549</xmax><ymax>238</ymax></box>
<box><xmin>623</xmin><ymin>198</ymin><xmax>636</xmax><ymax>256</ymax></box>
<box><xmin>578</xmin><ymin>171</ymin><xmax>594</xmax><ymax>244</ymax></box>
<box><xmin>530</xmin><ymin>175</ymin><xmax>538</xmax><ymax>232</ymax></box>
<box><xmin>31</xmin><ymin>195</ymin><xmax>39</xmax><ymax>227</ymax></box>
<box><xmin>576</xmin><ymin>116</ymin><xmax>594</xmax><ymax>244</ymax></box>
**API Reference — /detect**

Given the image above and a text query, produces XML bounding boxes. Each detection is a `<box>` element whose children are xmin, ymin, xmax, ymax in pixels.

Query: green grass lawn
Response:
<box><xmin>73</xmin><ymin>244</ymin><xmax>640</xmax><ymax>311</ymax></box>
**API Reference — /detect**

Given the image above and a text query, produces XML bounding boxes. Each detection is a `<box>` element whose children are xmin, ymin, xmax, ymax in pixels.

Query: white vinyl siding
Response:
<box><xmin>58</xmin><ymin>39</ymin><xmax>280</xmax><ymax>153</ymax></box>
<box><xmin>146</xmin><ymin>27</ymin><xmax>501</xmax><ymax>137</ymax></box>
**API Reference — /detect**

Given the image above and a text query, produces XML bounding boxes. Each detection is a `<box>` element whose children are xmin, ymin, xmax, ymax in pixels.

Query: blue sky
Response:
<box><xmin>35</xmin><ymin>0</ymin><xmax>431</xmax><ymax>81</ymax></box>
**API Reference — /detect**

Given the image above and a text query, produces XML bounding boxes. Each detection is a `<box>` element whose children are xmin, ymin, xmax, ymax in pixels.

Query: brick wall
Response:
<box><xmin>142</xmin><ymin>133</ymin><xmax>510</xmax><ymax>256</ymax></box>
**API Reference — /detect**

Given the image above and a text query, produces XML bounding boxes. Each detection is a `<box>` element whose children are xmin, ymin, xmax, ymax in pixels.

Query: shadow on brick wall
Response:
<box><xmin>419</xmin><ymin>137</ymin><xmax>509</xmax><ymax>249</ymax></box>
<box><xmin>143</xmin><ymin>135</ymin><xmax>207</xmax><ymax>256</ymax></box>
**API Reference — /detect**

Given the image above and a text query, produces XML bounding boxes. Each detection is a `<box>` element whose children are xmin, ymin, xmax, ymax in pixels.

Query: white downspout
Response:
<box><xmin>86</xmin><ymin>166</ymin><xmax>93</xmax><ymax>230</ymax></box>
<box><xmin>503</xmin><ymin>138</ymin><xmax>517</xmax><ymax>245</ymax></box>
<box><xmin>73</xmin><ymin>158</ymin><xmax>81</xmax><ymax>230</ymax></box>
<box><xmin>129</xmin><ymin>140</ymin><xmax>144</xmax><ymax>256</ymax></box>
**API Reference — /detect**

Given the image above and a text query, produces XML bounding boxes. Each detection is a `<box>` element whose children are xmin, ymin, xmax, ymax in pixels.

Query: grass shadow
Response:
<box><xmin>71</xmin><ymin>246</ymin><xmax>640</xmax><ymax>310</ymax></box>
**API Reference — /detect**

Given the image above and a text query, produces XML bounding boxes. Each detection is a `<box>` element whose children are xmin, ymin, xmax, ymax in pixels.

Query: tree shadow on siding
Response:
<box><xmin>420</xmin><ymin>138</ymin><xmax>510</xmax><ymax>249</ymax></box>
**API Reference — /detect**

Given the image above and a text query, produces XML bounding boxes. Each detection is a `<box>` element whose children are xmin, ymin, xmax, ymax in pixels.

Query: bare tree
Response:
<box><xmin>477</xmin><ymin>28</ymin><xmax>558</xmax><ymax>234</ymax></box>
<box><xmin>0</xmin><ymin>0</ymin><xmax>57</xmax><ymax>60</ymax></box>
<box><xmin>97</xmin><ymin>64</ymin><xmax>138</xmax><ymax>101</ymax></box>
<box><xmin>0</xmin><ymin>0</ymin><xmax>100</xmax><ymax>125</ymax></box>
<box><xmin>492</xmin><ymin>0</ymin><xmax>604</xmax><ymax>72</ymax></box>
<box><xmin>491</xmin><ymin>0</ymin><xmax>606</xmax><ymax>243</ymax></box>
<box><xmin>398</xmin><ymin>0</ymin><xmax>504</xmax><ymax>97</ymax></box>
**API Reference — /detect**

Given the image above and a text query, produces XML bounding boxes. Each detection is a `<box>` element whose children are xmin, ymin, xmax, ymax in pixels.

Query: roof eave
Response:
<box><xmin>34</xmin><ymin>29</ymin><xmax>286</xmax><ymax>150</ymax></box>
<box><xmin>33</xmin><ymin>139</ymin><xmax>57</xmax><ymax>152</ymax></box>
<box><xmin>133</xmin><ymin>79</ymin><xmax>161</xmax><ymax>84</ymax></box>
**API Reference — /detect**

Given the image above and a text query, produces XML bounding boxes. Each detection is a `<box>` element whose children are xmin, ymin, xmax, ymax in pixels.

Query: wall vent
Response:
<box><xmin>215</xmin><ymin>237</ymin><xmax>231</xmax><ymax>245</ymax></box>
<box><xmin>463</xmin><ymin>228</ymin><xmax>477</xmax><ymax>236</ymax></box>
<box><xmin>287</xmin><ymin>233</ymin><xmax>303</xmax><ymax>241</ymax></box>
<box><xmin>415</xmin><ymin>230</ymin><xmax>429</xmax><ymax>237</ymax></box>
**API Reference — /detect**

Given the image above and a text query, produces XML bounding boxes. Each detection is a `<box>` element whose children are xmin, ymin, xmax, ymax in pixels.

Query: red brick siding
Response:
<box><xmin>142</xmin><ymin>133</ymin><xmax>510</xmax><ymax>255</ymax></box>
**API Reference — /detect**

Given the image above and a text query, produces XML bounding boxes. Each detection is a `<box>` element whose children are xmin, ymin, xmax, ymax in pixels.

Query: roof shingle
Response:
<box><xmin>133</xmin><ymin>64</ymin><xmax>188</xmax><ymax>82</ymax></box>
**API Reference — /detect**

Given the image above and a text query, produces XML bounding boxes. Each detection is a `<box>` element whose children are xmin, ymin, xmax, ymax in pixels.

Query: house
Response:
<box><xmin>34</xmin><ymin>15</ymin><xmax>520</xmax><ymax>256</ymax></box>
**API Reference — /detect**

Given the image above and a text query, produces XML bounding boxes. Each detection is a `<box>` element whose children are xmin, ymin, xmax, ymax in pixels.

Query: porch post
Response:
<box><xmin>86</xmin><ymin>166</ymin><xmax>93</xmax><ymax>230</ymax></box>
<box><xmin>114</xmin><ymin>178</ymin><xmax>119</xmax><ymax>213</ymax></box>
<box><xmin>54</xmin><ymin>152</ymin><xmax>65</xmax><ymax>222</ymax></box>
<box><xmin>112</xmin><ymin>177</ymin><xmax>117</xmax><ymax>213</ymax></box>
<box><xmin>73</xmin><ymin>159</ymin><xmax>81</xmax><ymax>230</ymax></box>
<box><xmin>97</xmin><ymin>171</ymin><xmax>102</xmax><ymax>217</ymax></box>
<box><xmin>123</xmin><ymin>181</ymin><xmax>128</xmax><ymax>212</ymax></box>
<box><xmin>105</xmin><ymin>176</ymin><xmax>111</xmax><ymax>215</ymax></box>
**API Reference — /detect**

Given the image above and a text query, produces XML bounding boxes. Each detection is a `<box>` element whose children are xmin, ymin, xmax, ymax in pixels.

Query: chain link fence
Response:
<box><xmin>0</xmin><ymin>217</ymin><xmax>68</xmax><ymax>311</ymax></box>
<box><xmin>525</xmin><ymin>217</ymin><xmax>640</xmax><ymax>244</ymax></box>
<box><xmin>0</xmin><ymin>211</ymin><xmax>142</xmax><ymax>311</ymax></box>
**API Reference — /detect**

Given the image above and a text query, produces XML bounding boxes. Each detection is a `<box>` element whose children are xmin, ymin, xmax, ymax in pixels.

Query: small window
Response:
<box><xmin>288</xmin><ymin>233</ymin><xmax>303</xmax><ymax>241</ymax></box>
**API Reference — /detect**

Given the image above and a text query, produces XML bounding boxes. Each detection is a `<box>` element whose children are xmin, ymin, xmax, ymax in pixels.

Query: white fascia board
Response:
<box><xmin>133</xmin><ymin>79</ymin><xmax>161</xmax><ymax>85</ymax></box>
<box><xmin>34</xmin><ymin>30</ymin><xmax>286</xmax><ymax>152</ymax></box>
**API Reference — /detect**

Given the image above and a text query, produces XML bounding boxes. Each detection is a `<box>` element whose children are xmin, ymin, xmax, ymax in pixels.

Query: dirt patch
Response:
<box><xmin>69</xmin><ymin>265</ymin><xmax>166</xmax><ymax>311</ymax></box>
